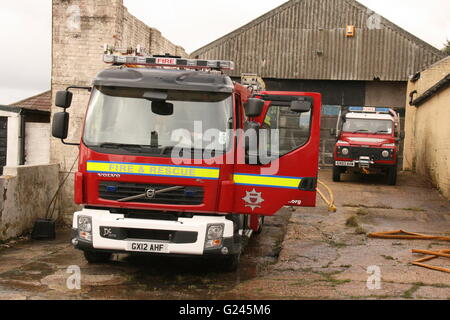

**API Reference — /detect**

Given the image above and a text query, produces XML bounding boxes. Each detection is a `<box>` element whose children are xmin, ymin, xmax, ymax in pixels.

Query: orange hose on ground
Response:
<box><xmin>369</xmin><ymin>231</ymin><xmax>450</xmax><ymax>274</ymax></box>
<box><xmin>368</xmin><ymin>230</ymin><xmax>450</xmax><ymax>241</ymax></box>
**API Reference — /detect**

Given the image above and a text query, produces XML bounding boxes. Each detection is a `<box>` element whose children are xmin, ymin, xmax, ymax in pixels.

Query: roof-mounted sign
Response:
<box><xmin>103</xmin><ymin>44</ymin><xmax>235</xmax><ymax>71</ymax></box>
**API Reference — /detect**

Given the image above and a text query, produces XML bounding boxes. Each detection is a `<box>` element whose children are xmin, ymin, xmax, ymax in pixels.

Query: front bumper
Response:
<box><xmin>72</xmin><ymin>208</ymin><xmax>239</xmax><ymax>256</ymax></box>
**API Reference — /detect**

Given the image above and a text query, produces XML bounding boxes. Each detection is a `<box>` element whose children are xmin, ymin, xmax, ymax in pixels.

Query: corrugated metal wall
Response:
<box><xmin>192</xmin><ymin>0</ymin><xmax>445</xmax><ymax>81</ymax></box>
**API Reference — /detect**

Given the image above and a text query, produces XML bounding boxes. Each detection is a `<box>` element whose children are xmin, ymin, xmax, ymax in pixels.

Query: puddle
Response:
<box><xmin>0</xmin><ymin>209</ymin><xmax>291</xmax><ymax>299</ymax></box>
<box><xmin>85</xmin><ymin>209</ymin><xmax>292</xmax><ymax>300</ymax></box>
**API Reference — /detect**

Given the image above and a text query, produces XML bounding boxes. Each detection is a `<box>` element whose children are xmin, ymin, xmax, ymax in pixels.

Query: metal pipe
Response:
<box><xmin>18</xmin><ymin>110</ymin><xmax>26</xmax><ymax>165</ymax></box>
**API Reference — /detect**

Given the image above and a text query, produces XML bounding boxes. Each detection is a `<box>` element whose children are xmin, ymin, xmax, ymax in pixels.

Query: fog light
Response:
<box><xmin>221</xmin><ymin>247</ymin><xmax>229</xmax><ymax>255</ymax></box>
<box><xmin>341</xmin><ymin>148</ymin><xmax>349</xmax><ymax>156</ymax></box>
<box><xmin>78</xmin><ymin>216</ymin><xmax>92</xmax><ymax>242</ymax></box>
<box><xmin>382</xmin><ymin>150</ymin><xmax>390</xmax><ymax>158</ymax></box>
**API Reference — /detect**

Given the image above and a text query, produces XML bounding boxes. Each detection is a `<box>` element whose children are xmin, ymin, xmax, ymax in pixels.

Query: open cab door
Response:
<box><xmin>232</xmin><ymin>91</ymin><xmax>322</xmax><ymax>219</ymax></box>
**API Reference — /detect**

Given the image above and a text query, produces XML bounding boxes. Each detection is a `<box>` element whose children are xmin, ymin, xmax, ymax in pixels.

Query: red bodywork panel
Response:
<box><xmin>74</xmin><ymin>86</ymin><xmax>322</xmax><ymax>221</ymax></box>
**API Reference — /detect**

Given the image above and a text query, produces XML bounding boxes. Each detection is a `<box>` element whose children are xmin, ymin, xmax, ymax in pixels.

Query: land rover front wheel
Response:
<box><xmin>332</xmin><ymin>165</ymin><xmax>341</xmax><ymax>182</ymax></box>
<box><xmin>387</xmin><ymin>166</ymin><xmax>398</xmax><ymax>186</ymax></box>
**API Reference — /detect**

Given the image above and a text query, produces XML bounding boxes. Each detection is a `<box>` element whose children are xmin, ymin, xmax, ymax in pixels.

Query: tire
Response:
<box><xmin>387</xmin><ymin>166</ymin><xmax>398</xmax><ymax>186</ymax></box>
<box><xmin>332</xmin><ymin>165</ymin><xmax>341</xmax><ymax>182</ymax></box>
<box><xmin>83</xmin><ymin>250</ymin><xmax>112</xmax><ymax>264</ymax></box>
<box><xmin>220</xmin><ymin>253</ymin><xmax>241</xmax><ymax>272</ymax></box>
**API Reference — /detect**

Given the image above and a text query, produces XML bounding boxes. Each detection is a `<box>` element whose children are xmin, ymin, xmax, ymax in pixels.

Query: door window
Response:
<box><xmin>263</xmin><ymin>104</ymin><xmax>312</xmax><ymax>157</ymax></box>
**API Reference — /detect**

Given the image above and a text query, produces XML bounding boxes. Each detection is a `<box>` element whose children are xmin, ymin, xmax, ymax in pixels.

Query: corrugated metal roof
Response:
<box><xmin>191</xmin><ymin>0</ymin><xmax>445</xmax><ymax>81</ymax></box>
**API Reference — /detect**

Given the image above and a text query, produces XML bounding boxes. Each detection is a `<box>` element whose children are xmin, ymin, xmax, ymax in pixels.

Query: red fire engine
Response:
<box><xmin>332</xmin><ymin>107</ymin><xmax>403</xmax><ymax>185</ymax></box>
<box><xmin>52</xmin><ymin>46</ymin><xmax>322</xmax><ymax>270</ymax></box>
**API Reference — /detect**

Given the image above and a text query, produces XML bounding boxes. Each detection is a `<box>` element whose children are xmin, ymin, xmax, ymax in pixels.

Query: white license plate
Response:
<box><xmin>126</xmin><ymin>242</ymin><xmax>168</xmax><ymax>253</ymax></box>
<box><xmin>335</xmin><ymin>161</ymin><xmax>355</xmax><ymax>167</ymax></box>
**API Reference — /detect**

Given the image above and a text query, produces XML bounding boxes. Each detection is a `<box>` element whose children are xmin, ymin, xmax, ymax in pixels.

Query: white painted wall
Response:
<box><xmin>25</xmin><ymin>122</ymin><xmax>50</xmax><ymax>165</ymax></box>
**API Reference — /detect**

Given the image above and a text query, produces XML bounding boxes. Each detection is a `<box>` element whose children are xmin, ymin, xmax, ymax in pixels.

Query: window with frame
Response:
<box><xmin>262</xmin><ymin>104</ymin><xmax>312</xmax><ymax>157</ymax></box>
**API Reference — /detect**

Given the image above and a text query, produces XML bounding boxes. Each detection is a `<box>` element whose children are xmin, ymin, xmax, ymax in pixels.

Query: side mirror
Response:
<box><xmin>290</xmin><ymin>98</ymin><xmax>312</xmax><ymax>113</ymax></box>
<box><xmin>152</xmin><ymin>101</ymin><xmax>174</xmax><ymax>116</ymax></box>
<box><xmin>244</xmin><ymin>121</ymin><xmax>261</xmax><ymax>165</ymax></box>
<box><xmin>245</xmin><ymin>98</ymin><xmax>264</xmax><ymax>117</ymax></box>
<box><xmin>341</xmin><ymin>110</ymin><xmax>348</xmax><ymax>123</ymax></box>
<box><xmin>330</xmin><ymin>128</ymin><xmax>337</xmax><ymax>136</ymax></box>
<box><xmin>52</xmin><ymin>112</ymin><xmax>69</xmax><ymax>139</ymax></box>
<box><xmin>55</xmin><ymin>91</ymin><xmax>73</xmax><ymax>109</ymax></box>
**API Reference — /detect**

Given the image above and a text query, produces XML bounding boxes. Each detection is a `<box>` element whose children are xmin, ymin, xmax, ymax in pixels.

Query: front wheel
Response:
<box><xmin>220</xmin><ymin>253</ymin><xmax>241</xmax><ymax>272</ymax></box>
<box><xmin>83</xmin><ymin>250</ymin><xmax>112</xmax><ymax>264</ymax></box>
<box><xmin>387</xmin><ymin>166</ymin><xmax>398</xmax><ymax>186</ymax></box>
<box><xmin>333</xmin><ymin>165</ymin><xmax>341</xmax><ymax>182</ymax></box>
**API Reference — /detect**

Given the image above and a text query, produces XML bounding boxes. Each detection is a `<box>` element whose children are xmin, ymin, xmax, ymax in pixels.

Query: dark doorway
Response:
<box><xmin>0</xmin><ymin>117</ymin><xmax>7</xmax><ymax>175</ymax></box>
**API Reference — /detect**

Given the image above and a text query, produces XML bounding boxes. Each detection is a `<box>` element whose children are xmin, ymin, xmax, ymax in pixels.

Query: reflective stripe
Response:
<box><xmin>234</xmin><ymin>174</ymin><xmax>302</xmax><ymax>189</ymax></box>
<box><xmin>87</xmin><ymin>161</ymin><xmax>220</xmax><ymax>180</ymax></box>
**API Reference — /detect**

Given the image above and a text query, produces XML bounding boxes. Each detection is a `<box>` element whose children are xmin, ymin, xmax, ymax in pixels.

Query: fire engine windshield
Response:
<box><xmin>342</xmin><ymin>119</ymin><xmax>393</xmax><ymax>135</ymax></box>
<box><xmin>83</xmin><ymin>87</ymin><xmax>233</xmax><ymax>157</ymax></box>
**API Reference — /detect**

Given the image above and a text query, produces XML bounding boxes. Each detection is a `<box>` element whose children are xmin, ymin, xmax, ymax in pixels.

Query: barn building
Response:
<box><xmin>191</xmin><ymin>0</ymin><xmax>446</xmax><ymax>165</ymax></box>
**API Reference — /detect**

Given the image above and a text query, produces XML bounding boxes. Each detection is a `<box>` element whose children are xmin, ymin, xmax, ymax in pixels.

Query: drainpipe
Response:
<box><xmin>18</xmin><ymin>110</ymin><xmax>26</xmax><ymax>166</ymax></box>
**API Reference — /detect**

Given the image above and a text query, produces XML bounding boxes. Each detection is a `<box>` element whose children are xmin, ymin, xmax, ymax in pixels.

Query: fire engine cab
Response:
<box><xmin>332</xmin><ymin>107</ymin><xmax>403</xmax><ymax>185</ymax></box>
<box><xmin>52</xmin><ymin>46</ymin><xmax>322</xmax><ymax>270</ymax></box>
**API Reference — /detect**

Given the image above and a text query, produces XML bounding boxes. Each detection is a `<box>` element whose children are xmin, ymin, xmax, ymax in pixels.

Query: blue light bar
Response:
<box><xmin>348</xmin><ymin>107</ymin><xmax>390</xmax><ymax>113</ymax></box>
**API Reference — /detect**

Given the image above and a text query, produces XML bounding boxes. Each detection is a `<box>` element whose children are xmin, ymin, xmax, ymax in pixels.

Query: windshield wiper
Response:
<box><xmin>160</xmin><ymin>147</ymin><xmax>223</xmax><ymax>157</ymax></box>
<box><xmin>159</xmin><ymin>146</ymin><xmax>177</xmax><ymax>155</ymax></box>
<box><xmin>98</xmin><ymin>143</ymin><xmax>144</xmax><ymax>150</ymax></box>
<box><xmin>374</xmin><ymin>130</ymin><xmax>389</xmax><ymax>134</ymax></box>
<box><xmin>352</xmin><ymin>129</ymin><xmax>369</xmax><ymax>134</ymax></box>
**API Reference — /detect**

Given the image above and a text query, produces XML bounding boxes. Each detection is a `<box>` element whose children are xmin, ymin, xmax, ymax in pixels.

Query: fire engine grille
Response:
<box><xmin>99</xmin><ymin>226</ymin><xmax>198</xmax><ymax>244</ymax></box>
<box><xmin>349</xmin><ymin>147</ymin><xmax>386</xmax><ymax>161</ymax></box>
<box><xmin>98</xmin><ymin>182</ymin><xmax>204</xmax><ymax>205</ymax></box>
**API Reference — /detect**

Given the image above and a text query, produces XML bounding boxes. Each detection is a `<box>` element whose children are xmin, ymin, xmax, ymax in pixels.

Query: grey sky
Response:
<box><xmin>0</xmin><ymin>0</ymin><xmax>449</xmax><ymax>105</ymax></box>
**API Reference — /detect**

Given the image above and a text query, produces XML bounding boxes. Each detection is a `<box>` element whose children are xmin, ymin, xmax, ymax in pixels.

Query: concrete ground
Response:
<box><xmin>224</xmin><ymin>169</ymin><xmax>450</xmax><ymax>300</ymax></box>
<box><xmin>0</xmin><ymin>169</ymin><xmax>449</xmax><ymax>300</ymax></box>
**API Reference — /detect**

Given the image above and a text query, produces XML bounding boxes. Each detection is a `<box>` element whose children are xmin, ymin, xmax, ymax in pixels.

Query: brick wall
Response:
<box><xmin>51</xmin><ymin>0</ymin><xmax>186</xmax><ymax>217</ymax></box>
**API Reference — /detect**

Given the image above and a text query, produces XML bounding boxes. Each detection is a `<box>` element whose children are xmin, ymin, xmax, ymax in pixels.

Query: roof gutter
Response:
<box><xmin>410</xmin><ymin>74</ymin><xmax>450</xmax><ymax>107</ymax></box>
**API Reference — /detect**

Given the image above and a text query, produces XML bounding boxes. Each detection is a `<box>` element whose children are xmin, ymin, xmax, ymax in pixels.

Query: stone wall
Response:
<box><xmin>0</xmin><ymin>165</ymin><xmax>59</xmax><ymax>241</ymax></box>
<box><xmin>51</xmin><ymin>0</ymin><xmax>186</xmax><ymax>216</ymax></box>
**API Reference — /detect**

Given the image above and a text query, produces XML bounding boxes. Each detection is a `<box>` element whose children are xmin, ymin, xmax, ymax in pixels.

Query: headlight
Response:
<box><xmin>205</xmin><ymin>224</ymin><xmax>224</xmax><ymax>249</ymax></box>
<box><xmin>382</xmin><ymin>150</ymin><xmax>390</xmax><ymax>158</ymax></box>
<box><xmin>78</xmin><ymin>216</ymin><xmax>92</xmax><ymax>241</ymax></box>
<box><xmin>341</xmin><ymin>148</ymin><xmax>349</xmax><ymax>156</ymax></box>
<box><xmin>207</xmin><ymin>224</ymin><xmax>224</xmax><ymax>240</ymax></box>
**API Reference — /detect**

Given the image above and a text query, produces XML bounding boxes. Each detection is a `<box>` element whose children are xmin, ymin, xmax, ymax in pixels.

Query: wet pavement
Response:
<box><xmin>0</xmin><ymin>169</ymin><xmax>449</xmax><ymax>300</ymax></box>
<box><xmin>0</xmin><ymin>208</ymin><xmax>291</xmax><ymax>300</ymax></box>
